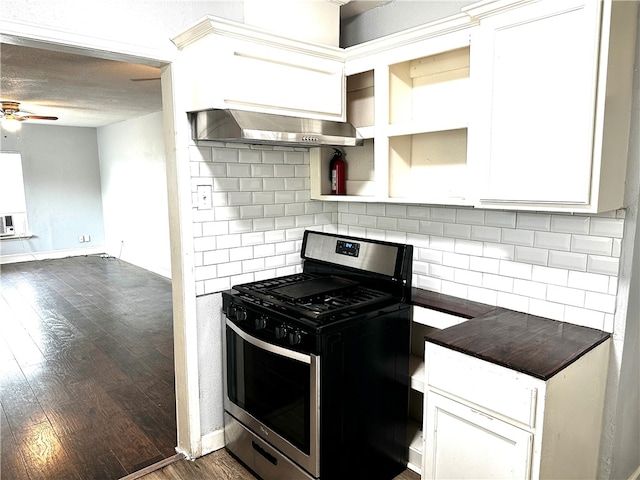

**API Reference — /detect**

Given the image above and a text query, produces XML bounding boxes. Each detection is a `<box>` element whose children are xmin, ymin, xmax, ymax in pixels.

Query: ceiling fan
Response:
<box><xmin>0</xmin><ymin>101</ymin><xmax>58</xmax><ymax>122</ymax></box>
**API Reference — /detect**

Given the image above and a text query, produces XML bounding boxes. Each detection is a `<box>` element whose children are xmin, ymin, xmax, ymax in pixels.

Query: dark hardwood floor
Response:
<box><xmin>137</xmin><ymin>448</ymin><xmax>421</xmax><ymax>480</ymax></box>
<box><xmin>0</xmin><ymin>255</ymin><xmax>176</xmax><ymax>480</ymax></box>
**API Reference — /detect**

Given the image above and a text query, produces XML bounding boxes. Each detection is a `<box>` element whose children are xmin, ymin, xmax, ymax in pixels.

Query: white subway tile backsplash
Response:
<box><xmin>397</xmin><ymin>218</ymin><xmax>420</xmax><ymax>233</ymax></box>
<box><xmin>443</xmin><ymin>252</ymin><xmax>470</xmax><ymax>269</ymax></box>
<box><xmin>238</xmin><ymin>150</ymin><xmax>261</xmax><ymax>163</ymax></box>
<box><xmin>456</xmin><ymin>208</ymin><xmax>485</xmax><ymax>225</ymax></box>
<box><xmin>547</xmin><ymin>285</ymin><xmax>585</xmax><ymax>307</ymax></box>
<box><xmin>471</xmin><ymin>225</ymin><xmax>502</xmax><ymax>243</ymax></box>
<box><xmin>407</xmin><ymin>206</ymin><xmax>430</xmax><ymax>220</ymax></box>
<box><xmin>275</xmin><ymin>216</ymin><xmax>296</xmax><ymax>229</ymax></box>
<box><xmin>501</xmin><ymin>228</ymin><xmax>534</xmax><ymax>246</ymax></box>
<box><xmin>564</xmin><ymin>306</ymin><xmax>605</xmax><ymax>330</ymax></box>
<box><xmin>264</xmin><ymin>204</ymin><xmax>285</xmax><ymax>217</ymax></box>
<box><xmin>455</xmin><ymin>239</ymin><xmax>484</xmax><ymax>256</ymax></box>
<box><xmin>229</xmin><ymin>246</ymin><xmax>253</xmax><ymax>262</ymax></box>
<box><xmin>358</xmin><ymin>215</ymin><xmax>377</xmax><ymax>228</ymax></box>
<box><xmin>241</xmin><ymin>232</ymin><xmax>264</xmax><ymax>246</ymax></box>
<box><xmin>189</xmin><ymin>143</ymin><xmax>627</xmax><ymax>332</ymax></box>
<box><xmin>590</xmin><ymin>217</ymin><xmax>624</xmax><ymax>238</ymax></box>
<box><xmin>420</xmin><ymin>221</ymin><xmax>444</xmax><ymax>236</ymax></box>
<box><xmin>214</xmin><ymin>178</ymin><xmax>240</xmax><ymax>192</ymax></box>
<box><xmin>431</xmin><ymin>207</ymin><xmax>457</xmax><ymax>222</ymax></box>
<box><xmin>386</xmin><ymin>204</ymin><xmax>408</xmax><ymax>218</ymax></box>
<box><xmin>430</xmin><ymin>236</ymin><xmax>455</xmax><ymax>252</ymax></box>
<box><xmin>444</xmin><ymin>223</ymin><xmax>471</xmax><ymax>239</ymax></box>
<box><xmin>585</xmin><ymin>291</ymin><xmax>616</xmax><ymax>314</ymax></box>
<box><xmin>238</xmin><ymin>178</ymin><xmax>262</xmax><ymax>191</ymax></box>
<box><xmin>567</xmin><ymin>270</ymin><xmax>610</xmax><ymax>293</ymax></box>
<box><xmin>454</xmin><ymin>268</ymin><xmax>483</xmax><ymax>287</ymax></box>
<box><xmin>514</xmin><ymin>246</ymin><xmax>548</xmax><ymax>266</ymax></box>
<box><xmin>429</xmin><ymin>264</ymin><xmax>455</xmax><ymax>281</ymax></box>
<box><xmin>483</xmin><ymin>242</ymin><xmax>515</xmax><ymax>260</ymax></box>
<box><xmin>529</xmin><ymin>299</ymin><xmax>564</xmax><ymax>321</ymax></box>
<box><xmin>377</xmin><ymin>216</ymin><xmax>398</xmax><ymax>230</ymax></box>
<box><xmin>548</xmin><ymin>250</ymin><xmax>587</xmax><ymax>271</ymax></box>
<box><xmin>513</xmin><ymin>278</ymin><xmax>547</xmax><ymax>299</ymax></box>
<box><xmin>534</xmin><ymin>231</ymin><xmax>571</xmax><ymax>251</ymax></box>
<box><xmin>227</xmin><ymin>192</ymin><xmax>253</xmax><ymax>206</ymax></box>
<box><xmin>485</xmin><ymin>210</ymin><xmax>516</xmax><ymax>228</ymax></box>
<box><xmin>497</xmin><ymin>291</ymin><xmax>530</xmax><ymax>313</ymax></box>
<box><xmin>239</xmin><ymin>206</ymin><xmax>264</xmax><ymax>219</ymax></box>
<box><xmin>483</xmin><ymin>273</ymin><xmax>514</xmax><ymax>293</ymax></box>
<box><xmin>228</xmin><ymin>219</ymin><xmax>253</xmax><ymax>234</ymax></box>
<box><xmin>550</xmin><ymin>215</ymin><xmax>590</xmax><ymax>234</ymax></box>
<box><xmin>274</xmin><ymin>164</ymin><xmax>295</xmax><ymax>177</ymax></box>
<box><xmin>441</xmin><ymin>280</ymin><xmax>468</xmax><ymax>298</ymax></box>
<box><xmin>571</xmin><ymin>235</ymin><xmax>613</xmax><ymax>256</ymax></box>
<box><xmin>499</xmin><ymin>260</ymin><xmax>533</xmax><ymax>280</ymax></box>
<box><xmin>228</xmin><ymin>163</ymin><xmax>251</xmax><ymax>177</ymax></box>
<box><xmin>418</xmin><ymin>248</ymin><xmax>442</xmax><ymax>264</ymax></box>
<box><xmin>263</xmin><ymin>178</ymin><xmax>286</xmax><ymax>191</ymax></box>
<box><xmin>467</xmin><ymin>286</ymin><xmax>498</xmax><ymax>306</ymax></box>
<box><xmin>532</xmin><ymin>265</ymin><xmax>568</xmax><ymax>286</ymax></box>
<box><xmin>517</xmin><ymin>212</ymin><xmax>551</xmax><ymax>231</ymax></box>
<box><xmin>470</xmin><ymin>256</ymin><xmax>500</xmax><ymax>274</ymax></box>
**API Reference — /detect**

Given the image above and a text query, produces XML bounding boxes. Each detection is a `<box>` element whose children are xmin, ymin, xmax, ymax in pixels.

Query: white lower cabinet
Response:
<box><xmin>425</xmin><ymin>392</ymin><xmax>533</xmax><ymax>479</ymax></box>
<box><xmin>423</xmin><ymin>340</ymin><xmax>610</xmax><ymax>479</ymax></box>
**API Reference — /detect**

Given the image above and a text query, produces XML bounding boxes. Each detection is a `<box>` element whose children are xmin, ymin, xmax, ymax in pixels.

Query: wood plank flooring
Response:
<box><xmin>137</xmin><ymin>448</ymin><xmax>421</xmax><ymax>480</ymax></box>
<box><xmin>0</xmin><ymin>256</ymin><xmax>176</xmax><ymax>480</ymax></box>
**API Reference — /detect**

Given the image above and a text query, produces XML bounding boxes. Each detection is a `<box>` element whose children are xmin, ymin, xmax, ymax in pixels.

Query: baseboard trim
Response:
<box><xmin>118</xmin><ymin>453</ymin><xmax>184</xmax><ymax>480</ymax></box>
<box><xmin>0</xmin><ymin>247</ymin><xmax>105</xmax><ymax>264</ymax></box>
<box><xmin>201</xmin><ymin>428</ymin><xmax>226</xmax><ymax>456</ymax></box>
<box><xmin>629</xmin><ymin>464</ymin><xmax>640</xmax><ymax>480</ymax></box>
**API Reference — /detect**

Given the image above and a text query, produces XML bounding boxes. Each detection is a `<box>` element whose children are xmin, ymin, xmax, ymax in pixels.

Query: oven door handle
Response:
<box><xmin>226</xmin><ymin>319</ymin><xmax>312</xmax><ymax>364</ymax></box>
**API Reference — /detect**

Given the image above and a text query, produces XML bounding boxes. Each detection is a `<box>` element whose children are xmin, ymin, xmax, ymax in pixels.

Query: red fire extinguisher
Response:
<box><xmin>329</xmin><ymin>148</ymin><xmax>346</xmax><ymax>195</ymax></box>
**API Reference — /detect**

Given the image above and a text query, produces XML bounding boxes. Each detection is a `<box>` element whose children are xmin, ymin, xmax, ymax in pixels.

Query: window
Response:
<box><xmin>0</xmin><ymin>152</ymin><xmax>29</xmax><ymax>237</ymax></box>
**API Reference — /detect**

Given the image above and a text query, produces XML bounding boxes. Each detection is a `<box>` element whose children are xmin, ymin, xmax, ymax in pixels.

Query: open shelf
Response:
<box><xmin>389</xmin><ymin>47</ymin><xmax>470</xmax><ymax>126</ymax></box>
<box><xmin>389</xmin><ymin>128</ymin><xmax>469</xmax><ymax>202</ymax></box>
<box><xmin>347</xmin><ymin>70</ymin><xmax>374</xmax><ymax>128</ymax></box>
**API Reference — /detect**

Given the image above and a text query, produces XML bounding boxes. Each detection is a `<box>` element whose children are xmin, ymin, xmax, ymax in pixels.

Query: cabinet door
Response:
<box><xmin>423</xmin><ymin>392</ymin><xmax>532</xmax><ymax>479</ymax></box>
<box><xmin>474</xmin><ymin>0</ymin><xmax>601</xmax><ymax>205</ymax></box>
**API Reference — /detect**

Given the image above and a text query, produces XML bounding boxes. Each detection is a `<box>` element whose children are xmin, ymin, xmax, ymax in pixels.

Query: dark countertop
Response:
<box><xmin>411</xmin><ymin>290</ymin><xmax>611</xmax><ymax>380</ymax></box>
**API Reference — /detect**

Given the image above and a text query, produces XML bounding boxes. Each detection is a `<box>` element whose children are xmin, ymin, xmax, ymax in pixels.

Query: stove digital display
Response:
<box><xmin>336</xmin><ymin>240</ymin><xmax>360</xmax><ymax>257</ymax></box>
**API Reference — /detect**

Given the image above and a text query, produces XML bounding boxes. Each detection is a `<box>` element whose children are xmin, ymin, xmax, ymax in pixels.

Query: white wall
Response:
<box><xmin>97</xmin><ymin>112</ymin><xmax>171</xmax><ymax>278</ymax></box>
<box><xmin>0</xmin><ymin>123</ymin><xmax>105</xmax><ymax>259</ymax></box>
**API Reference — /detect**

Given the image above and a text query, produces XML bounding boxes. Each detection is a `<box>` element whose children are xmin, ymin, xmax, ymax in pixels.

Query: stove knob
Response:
<box><xmin>226</xmin><ymin>304</ymin><xmax>237</xmax><ymax>320</ymax></box>
<box><xmin>235</xmin><ymin>307</ymin><xmax>247</xmax><ymax>322</ymax></box>
<box><xmin>275</xmin><ymin>325</ymin><xmax>288</xmax><ymax>339</ymax></box>
<box><xmin>288</xmin><ymin>330</ymin><xmax>302</xmax><ymax>346</ymax></box>
<box><xmin>255</xmin><ymin>315</ymin><xmax>268</xmax><ymax>330</ymax></box>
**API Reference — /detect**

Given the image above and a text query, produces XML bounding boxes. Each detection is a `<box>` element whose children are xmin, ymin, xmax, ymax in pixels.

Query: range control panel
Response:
<box><xmin>335</xmin><ymin>240</ymin><xmax>360</xmax><ymax>257</ymax></box>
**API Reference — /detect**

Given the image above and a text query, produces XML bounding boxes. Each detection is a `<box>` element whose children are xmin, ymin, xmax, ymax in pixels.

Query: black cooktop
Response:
<box><xmin>232</xmin><ymin>273</ymin><xmax>394</xmax><ymax>321</ymax></box>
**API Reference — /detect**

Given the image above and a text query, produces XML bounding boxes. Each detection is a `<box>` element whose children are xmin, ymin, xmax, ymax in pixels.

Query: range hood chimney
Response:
<box><xmin>190</xmin><ymin>109</ymin><xmax>363</xmax><ymax>147</ymax></box>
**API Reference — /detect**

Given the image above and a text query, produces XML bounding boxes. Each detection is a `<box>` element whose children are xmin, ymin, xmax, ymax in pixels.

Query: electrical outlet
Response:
<box><xmin>197</xmin><ymin>185</ymin><xmax>213</xmax><ymax>210</ymax></box>
<box><xmin>79</xmin><ymin>235</ymin><xmax>85</xmax><ymax>243</ymax></box>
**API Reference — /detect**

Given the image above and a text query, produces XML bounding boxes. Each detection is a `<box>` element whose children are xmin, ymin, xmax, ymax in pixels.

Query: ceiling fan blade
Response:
<box><xmin>22</xmin><ymin>115</ymin><xmax>58</xmax><ymax>120</ymax></box>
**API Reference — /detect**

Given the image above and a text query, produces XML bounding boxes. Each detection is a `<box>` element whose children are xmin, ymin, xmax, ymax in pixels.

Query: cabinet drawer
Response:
<box><xmin>426</xmin><ymin>344</ymin><xmax>539</xmax><ymax>427</ymax></box>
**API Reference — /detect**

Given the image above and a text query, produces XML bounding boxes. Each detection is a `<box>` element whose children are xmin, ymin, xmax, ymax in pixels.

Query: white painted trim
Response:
<box><xmin>629</xmin><ymin>464</ymin><xmax>640</xmax><ymax>480</ymax></box>
<box><xmin>201</xmin><ymin>428</ymin><xmax>226</xmax><ymax>456</ymax></box>
<box><xmin>0</xmin><ymin>19</ymin><xmax>175</xmax><ymax>66</ymax></box>
<box><xmin>0</xmin><ymin>247</ymin><xmax>105</xmax><ymax>264</ymax></box>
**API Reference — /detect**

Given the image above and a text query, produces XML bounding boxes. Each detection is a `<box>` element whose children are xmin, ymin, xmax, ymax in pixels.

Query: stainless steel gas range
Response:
<box><xmin>222</xmin><ymin>230</ymin><xmax>413</xmax><ymax>480</ymax></box>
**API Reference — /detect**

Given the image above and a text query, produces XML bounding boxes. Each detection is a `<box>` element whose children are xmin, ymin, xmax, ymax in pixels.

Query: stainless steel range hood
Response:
<box><xmin>190</xmin><ymin>109</ymin><xmax>363</xmax><ymax>147</ymax></box>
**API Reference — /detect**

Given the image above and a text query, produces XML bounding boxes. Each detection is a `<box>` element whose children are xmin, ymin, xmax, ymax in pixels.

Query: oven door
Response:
<box><xmin>223</xmin><ymin>319</ymin><xmax>320</xmax><ymax>478</ymax></box>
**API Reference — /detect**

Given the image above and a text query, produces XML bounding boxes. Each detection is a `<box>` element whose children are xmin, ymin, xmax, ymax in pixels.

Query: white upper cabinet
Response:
<box><xmin>171</xmin><ymin>16</ymin><xmax>345</xmax><ymax>120</ymax></box>
<box><xmin>468</xmin><ymin>0</ymin><xmax>638</xmax><ymax>212</ymax></box>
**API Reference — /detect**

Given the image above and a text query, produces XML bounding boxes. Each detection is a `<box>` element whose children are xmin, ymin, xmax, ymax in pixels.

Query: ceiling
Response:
<box><xmin>0</xmin><ymin>43</ymin><xmax>163</xmax><ymax>128</ymax></box>
<box><xmin>0</xmin><ymin>1</ymin><xmax>388</xmax><ymax>129</ymax></box>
